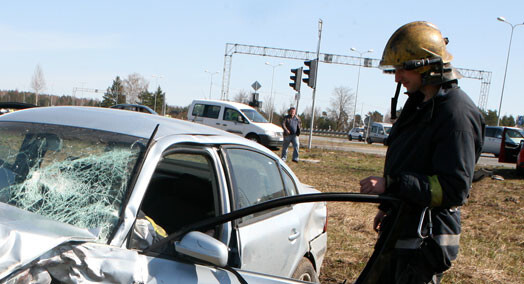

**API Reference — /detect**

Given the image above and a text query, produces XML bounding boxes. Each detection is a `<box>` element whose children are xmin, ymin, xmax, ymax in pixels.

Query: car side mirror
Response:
<box><xmin>175</xmin><ymin>231</ymin><xmax>229</xmax><ymax>267</ymax></box>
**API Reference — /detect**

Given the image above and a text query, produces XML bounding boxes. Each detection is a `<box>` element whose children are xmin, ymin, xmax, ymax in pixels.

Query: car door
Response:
<box><xmin>217</xmin><ymin>107</ymin><xmax>247</xmax><ymax>136</ymax></box>
<box><xmin>190</xmin><ymin>103</ymin><xmax>223</xmax><ymax>127</ymax></box>
<box><xmin>222</xmin><ymin>147</ymin><xmax>302</xmax><ymax>277</ymax></box>
<box><xmin>370</xmin><ymin>125</ymin><xmax>379</xmax><ymax>142</ymax></box>
<box><xmin>498</xmin><ymin>128</ymin><xmax>524</xmax><ymax>163</ymax></box>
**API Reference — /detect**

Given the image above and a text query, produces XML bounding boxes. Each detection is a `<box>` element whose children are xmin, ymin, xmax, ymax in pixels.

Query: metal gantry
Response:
<box><xmin>72</xmin><ymin>87</ymin><xmax>105</xmax><ymax>106</ymax></box>
<box><xmin>220</xmin><ymin>43</ymin><xmax>492</xmax><ymax>110</ymax></box>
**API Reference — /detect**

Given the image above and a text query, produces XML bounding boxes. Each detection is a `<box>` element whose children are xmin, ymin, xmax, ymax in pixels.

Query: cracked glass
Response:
<box><xmin>0</xmin><ymin>122</ymin><xmax>146</xmax><ymax>243</ymax></box>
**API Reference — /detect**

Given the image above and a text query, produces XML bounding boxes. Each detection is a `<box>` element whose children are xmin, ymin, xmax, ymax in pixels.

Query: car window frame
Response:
<box><xmin>223</xmin><ymin>108</ymin><xmax>245</xmax><ymax>123</ymax></box>
<box><xmin>130</xmin><ymin>145</ymin><xmax>228</xmax><ymax>254</ymax></box>
<box><xmin>280</xmin><ymin>167</ymin><xmax>299</xmax><ymax>195</ymax></box>
<box><xmin>219</xmin><ymin>145</ymin><xmax>292</xmax><ymax>226</ymax></box>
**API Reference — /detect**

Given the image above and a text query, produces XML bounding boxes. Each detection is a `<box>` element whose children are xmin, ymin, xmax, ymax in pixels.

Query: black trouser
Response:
<box><xmin>365</xmin><ymin>248</ymin><xmax>443</xmax><ymax>284</ymax></box>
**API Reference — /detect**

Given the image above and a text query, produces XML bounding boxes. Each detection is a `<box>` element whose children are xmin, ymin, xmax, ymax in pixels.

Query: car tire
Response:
<box><xmin>358</xmin><ymin>135</ymin><xmax>363</xmax><ymax>141</ymax></box>
<box><xmin>366</xmin><ymin>137</ymin><xmax>372</xmax><ymax>144</ymax></box>
<box><xmin>246</xmin><ymin>134</ymin><xmax>260</xmax><ymax>144</ymax></box>
<box><xmin>348</xmin><ymin>135</ymin><xmax>353</xmax><ymax>141</ymax></box>
<box><xmin>292</xmin><ymin>258</ymin><xmax>319</xmax><ymax>283</ymax></box>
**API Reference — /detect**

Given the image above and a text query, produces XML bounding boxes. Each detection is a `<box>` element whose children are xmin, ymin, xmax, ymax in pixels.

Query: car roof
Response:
<box><xmin>371</xmin><ymin>122</ymin><xmax>392</xmax><ymax>126</ymax></box>
<box><xmin>192</xmin><ymin>99</ymin><xmax>256</xmax><ymax>111</ymax></box>
<box><xmin>0</xmin><ymin>106</ymin><xmax>233</xmax><ymax>139</ymax></box>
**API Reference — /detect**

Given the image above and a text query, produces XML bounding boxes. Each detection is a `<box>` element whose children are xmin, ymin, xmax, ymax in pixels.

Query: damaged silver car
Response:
<box><xmin>0</xmin><ymin>106</ymin><xmax>328</xmax><ymax>283</ymax></box>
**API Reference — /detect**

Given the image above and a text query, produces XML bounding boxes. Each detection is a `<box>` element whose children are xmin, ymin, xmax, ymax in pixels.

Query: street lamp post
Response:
<box><xmin>265</xmin><ymin>62</ymin><xmax>283</xmax><ymax>123</ymax></box>
<box><xmin>350</xmin><ymin>48</ymin><xmax>373</xmax><ymax>130</ymax></box>
<box><xmin>496</xmin><ymin>16</ymin><xmax>523</xmax><ymax>126</ymax></box>
<box><xmin>205</xmin><ymin>70</ymin><xmax>219</xmax><ymax>100</ymax></box>
<box><xmin>151</xmin><ymin>75</ymin><xmax>163</xmax><ymax>113</ymax></box>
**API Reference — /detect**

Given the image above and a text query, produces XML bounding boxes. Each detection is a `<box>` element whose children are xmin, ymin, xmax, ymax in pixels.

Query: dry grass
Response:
<box><xmin>285</xmin><ymin>148</ymin><xmax>524</xmax><ymax>284</ymax></box>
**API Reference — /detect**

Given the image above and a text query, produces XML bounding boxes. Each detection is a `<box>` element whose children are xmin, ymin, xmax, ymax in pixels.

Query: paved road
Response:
<box><xmin>299</xmin><ymin>135</ymin><xmax>513</xmax><ymax>169</ymax></box>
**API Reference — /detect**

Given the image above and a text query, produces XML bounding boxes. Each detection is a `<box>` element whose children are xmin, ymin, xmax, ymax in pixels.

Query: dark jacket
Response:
<box><xmin>282</xmin><ymin>115</ymin><xmax>301</xmax><ymax>136</ymax></box>
<box><xmin>381</xmin><ymin>82</ymin><xmax>484</xmax><ymax>265</ymax></box>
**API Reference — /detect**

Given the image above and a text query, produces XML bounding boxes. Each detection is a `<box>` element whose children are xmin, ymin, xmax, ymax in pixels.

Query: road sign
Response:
<box><xmin>251</xmin><ymin>81</ymin><xmax>261</xmax><ymax>91</ymax></box>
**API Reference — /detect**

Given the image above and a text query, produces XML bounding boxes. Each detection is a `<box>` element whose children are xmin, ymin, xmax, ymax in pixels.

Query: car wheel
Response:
<box><xmin>358</xmin><ymin>135</ymin><xmax>363</xmax><ymax>141</ymax></box>
<box><xmin>246</xmin><ymin>134</ymin><xmax>260</xmax><ymax>144</ymax></box>
<box><xmin>348</xmin><ymin>135</ymin><xmax>352</xmax><ymax>141</ymax></box>
<box><xmin>292</xmin><ymin>258</ymin><xmax>319</xmax><ymax>283</ymax></box>
<box><xmin>366</xmin><ymin>137</ymin><xmax>372</xmax><ymax>144</ymax></box>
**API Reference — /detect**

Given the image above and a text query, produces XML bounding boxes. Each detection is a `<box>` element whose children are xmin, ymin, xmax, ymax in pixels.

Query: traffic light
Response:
<box><xmin>289</xmin><ymin>67</ymin><xmax>303</xmax><ymax>92</ymax></box>
<box><xmin>303</xmin><ymin>59</ymin><xmax>318</xmax><ymax>88</ymax></box>
<box><xmin>249</xmin><ymin>92</ymin><xmax>262</xmax><ymax>108</ymax></box>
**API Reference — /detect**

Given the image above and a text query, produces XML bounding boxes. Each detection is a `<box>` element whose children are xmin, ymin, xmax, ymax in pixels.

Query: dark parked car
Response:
<box><xmin>110</xmin><ymin>103</ymin><xmax>158</xmax><ymax>114</ymax></box>
<box><xmin>0</xmin><ymin>102</ymin><xmax>36</xmax><ymax>115</ymax></box>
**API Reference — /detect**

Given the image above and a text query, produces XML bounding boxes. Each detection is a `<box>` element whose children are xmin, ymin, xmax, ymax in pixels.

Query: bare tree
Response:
<box><xmin>232</xmin><ymin>89</ymin><xmax>250</xmax><ymax>104</ymax></box>
<box><xmin>328</xmin><ymin>86</ymin><xmax>354</xmax><ymax>131</ymax></box>
<box><xmin>31</xmin><ymin>64</ymin><xmax>46</xmax><ymax>105</ymax></box>
<box><xmin>123</xmin><ymin>73</ymin><xmax>149</xmax><ymax>104</ymax></box>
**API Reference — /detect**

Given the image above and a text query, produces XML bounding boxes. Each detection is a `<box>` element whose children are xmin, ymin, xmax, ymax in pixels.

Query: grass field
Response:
<box><xmin>285</xmin><ymin>148</ymin><xmax>524</xmax><ymax>284</ymax></box>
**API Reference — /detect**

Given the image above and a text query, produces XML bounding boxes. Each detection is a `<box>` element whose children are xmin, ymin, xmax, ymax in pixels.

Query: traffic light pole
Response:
<box><xmin>295</xmin><ymin>92</ymin><xmax>301</xmax><ymax>114</ymax></box>
<box><xmin>308</xmin><ymin>19</ymin><xmax>323</xmax><ymax>150</ymax></box>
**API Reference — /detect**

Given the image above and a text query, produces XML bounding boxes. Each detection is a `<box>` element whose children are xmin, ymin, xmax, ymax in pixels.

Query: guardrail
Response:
<box><xmin>302</xmin><ymin>128</ymin><xmax>347</xmax><ymax>137</ymax></box>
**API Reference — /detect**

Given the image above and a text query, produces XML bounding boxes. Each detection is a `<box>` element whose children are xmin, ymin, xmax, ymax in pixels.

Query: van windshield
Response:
<box><xmin>384</xmin><ymin>126</ymin><xmax>392</xmax><ymax>134</ymax></box>
<box><xmin>241</xmin><ymin>109</ymin><xmax>268</xmax><ymax>123</ymax></box>
<box><xmin>507</xmin><ymin>129</ymin><xmax>524</xmax><ymax>139</ymax></box>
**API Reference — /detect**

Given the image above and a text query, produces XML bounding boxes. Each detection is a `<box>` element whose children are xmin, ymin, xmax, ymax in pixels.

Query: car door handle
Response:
<box><xmin>216</xmin><ymin>123</ymin><xmax>221</xmax><ymax>125</ymax></box>
<box><xmin>222</xmin><ymin>124</ymin><xmax>227</xmax><ymax>126</ymax></box>
<box><xmin>288</xmin><ymin>229</ymin><xmax>300</xmax><ymax>241</ymax></box>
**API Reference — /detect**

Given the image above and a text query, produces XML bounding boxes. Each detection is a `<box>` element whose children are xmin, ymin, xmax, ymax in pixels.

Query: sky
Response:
<box><xmin>1</xmin><ymin>0</ymin><xmax>523</xmax><ymax>119</ymax></box>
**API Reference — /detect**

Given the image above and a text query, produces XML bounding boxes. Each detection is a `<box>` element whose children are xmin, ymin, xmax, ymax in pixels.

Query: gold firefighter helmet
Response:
<box><xmin>379</xmin><ymin>21</ymin><xmax>453</xmax><ymax>73</ymax></box>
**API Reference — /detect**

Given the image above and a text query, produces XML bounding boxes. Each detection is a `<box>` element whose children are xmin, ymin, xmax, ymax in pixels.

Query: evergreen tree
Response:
<box><xmin>500</xmin><ymin>115</ymin><xmax>515</xmax><ymax>127</ymax></box>
<box><xmin>151</xmin><ymin>86</ymin><xmax>165</xmax><ymax>114</ymax></box>
<box><xmin>102</xmin><ymin>76</ymin><xmax>125</xmax><ymax>107</ymax></box>
<box><xmin>363</xmin><ymin>111</ymin><xmax>384</xmax><ymax>126</ymax></box>
<box><xmin>138</xmin><ymin>89</ymin><xmax>154</xmax><ymax>109</ymax></box>
<box><xmin>479</xmin><ymin>109</ymin><xmax>499</xmax><ymax>126</ymax></box>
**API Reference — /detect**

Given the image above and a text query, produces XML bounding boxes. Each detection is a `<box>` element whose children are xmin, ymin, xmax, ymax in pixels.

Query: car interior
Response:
<box><xmin>137</xmin><ymin>151</ymin><xmax>219</xmax><ymax>241</ymax></box>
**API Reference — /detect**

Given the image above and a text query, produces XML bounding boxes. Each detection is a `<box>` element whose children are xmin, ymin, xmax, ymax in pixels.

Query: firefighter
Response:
<box><xmin>359</xmin><ymin>21</ymin><xmax>485</xmax><ymax>283</ymax></box>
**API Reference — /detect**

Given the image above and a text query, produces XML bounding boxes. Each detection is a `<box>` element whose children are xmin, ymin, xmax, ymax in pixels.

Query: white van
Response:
<box><xmin>366</xmin><ymin>122</ymin><xmax>392</xmax><ymax>144</ymax></box>
<box><xmin>187</xmin><ymin>99</ymin><xmax>284</xmax><ymax>148</ymax></box>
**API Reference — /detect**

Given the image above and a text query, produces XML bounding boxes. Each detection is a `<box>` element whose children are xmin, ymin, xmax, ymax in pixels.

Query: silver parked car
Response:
<box><xmin>482</xmin><ymin>126</ymin><xmax>524</xmax><ymax>157</ymax></box>
<box><xmin>348</xmin><ymin>127</ymin><xmax>366</xmax><ymax>141</ymax></box>
<box><xmin>0</xmin><ymin>106</ymin><xmax>326</xmax><ymax>283</ymax></box>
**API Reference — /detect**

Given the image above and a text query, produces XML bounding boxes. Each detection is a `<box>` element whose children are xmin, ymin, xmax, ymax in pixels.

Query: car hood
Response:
<box><xmin>0</xmin><ymin>203</ymin><xmax>97</xmax><ymax>280</ymax></box>
<box><xmin>252</xmin><ymin>122</ymin><xmax>283</xmax><ymax>132</ymax></box>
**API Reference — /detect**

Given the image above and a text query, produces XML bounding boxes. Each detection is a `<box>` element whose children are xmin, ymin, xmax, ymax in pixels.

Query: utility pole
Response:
<box><xmin>308</xmin><ymin>19</ymin><xmax>323</xmax><ymax>150</ymax></box>
<box><xmin>205</xmin><ymin>70</ymin><xmax>219</xmax><ymax>99</ymax></box>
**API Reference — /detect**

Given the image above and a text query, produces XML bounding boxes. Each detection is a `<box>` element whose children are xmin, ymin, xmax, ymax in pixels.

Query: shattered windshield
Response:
<box><xmin>0</xmin><ymin>122</ymin><xmax>146</xmax><ymax>243</ymax></box>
